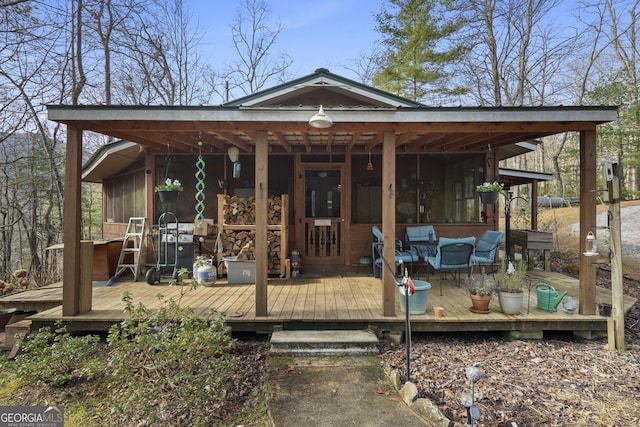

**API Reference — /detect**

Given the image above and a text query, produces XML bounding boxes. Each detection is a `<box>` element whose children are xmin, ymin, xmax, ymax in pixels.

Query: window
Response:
<box><xmin>105</xmin><ymin>168</ymin><xmax>145</xmax><ymax>223</ymax></box>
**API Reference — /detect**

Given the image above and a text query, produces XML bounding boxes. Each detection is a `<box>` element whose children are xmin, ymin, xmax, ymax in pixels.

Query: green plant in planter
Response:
<box><xmin>465</xmin><ymin>267</ymin><xmax>497</xmax><ymax>296</ymax></box>
<box><xmin>496</xmin><ymin>258</ymin><xmax>528</xmax><ymax>292</ymax></box>
<box><xmin>476</xmin><ymin>181</ymin><xmax>504</xmax><ymax>192</ymax></box>
<box><xmin>155</xmin><ymin>178</ymin><xmax>183</xmax><ymax>192</ymax></box>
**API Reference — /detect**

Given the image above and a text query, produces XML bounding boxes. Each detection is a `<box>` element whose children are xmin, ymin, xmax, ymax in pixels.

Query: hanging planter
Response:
<box><xmin>155</xmin><ymin>178</ymin><xmax>182</xmax><ymax>204</ymax></box>
<box><xmin>476</xmin><ymin>181</ymin><xmax>503</xmax><ymax>204</ymax></box>
<box><xmin>479</xmin><ymin>191</ymin><xmax>499</xmax><ymax>204</ymax></box>
<box><xmin>157</xmin><ymin>190</ymin><xmax>180</xmax><ymax>204</ymax></box>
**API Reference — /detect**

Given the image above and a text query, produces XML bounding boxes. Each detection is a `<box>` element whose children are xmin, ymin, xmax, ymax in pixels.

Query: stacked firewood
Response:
<box><xmin>219</xmin><ymin>195</ymin><xmax>285</xmax><ymax>272</ymax></box>
<box><xmin>222</xmin><ymin>195</ymin><xmax>283</xmax><ymax>225</ymax></box>
<box><xmin>219</xmin><ymin>229</ymin><xmax>282</xmax><ymax>271</ymax></box>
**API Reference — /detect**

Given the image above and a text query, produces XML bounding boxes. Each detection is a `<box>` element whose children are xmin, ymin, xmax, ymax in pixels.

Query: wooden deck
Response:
<box><xmin>0</xmin><ymin>270</ymin><xmax>635</xmax><ymax>338</ymax></box>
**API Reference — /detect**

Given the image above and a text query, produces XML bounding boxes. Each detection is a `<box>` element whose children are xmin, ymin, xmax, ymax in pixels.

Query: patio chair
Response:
<box><xmin>405</xmin><ymin>225</ymin><xmax>437</xmax><ymax>276</ymax></box>
<box><xmin>372</xmin><ymin>226</ymin><xmax>419</xmax><ymax>277</ymax></box>
<box><xmin>427</xmin><ymin>236</ymin><xmax>475</xmax><ymax>295</ymax></box>
<box><xmin>470</xmin><ymin>230</ymin><xmax>504</xmax><ymax>271</ymax></box>
<box><xmin>405</xmin><ymin>225</ymin><xmax>437</xmax><ymax>258</ymax></box>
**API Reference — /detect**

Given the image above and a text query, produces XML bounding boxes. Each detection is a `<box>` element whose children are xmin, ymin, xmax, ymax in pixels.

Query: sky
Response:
<box><xmin>188</xmin><ymin>0</ymin><xmax>382</xmax><ymax>81</ymax></box>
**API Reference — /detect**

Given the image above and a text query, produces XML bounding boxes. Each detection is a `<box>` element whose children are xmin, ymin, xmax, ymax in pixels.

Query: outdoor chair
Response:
<box><xmin>427</xmin><ymin>236</ymin><xmax>475</xmax><ymax>295</ymax></box>
<box><xmin>405</xmin><ymin>225</ymin><xmax>438</xmax><ymax>275</ymax></box>
<box><xmin>470</xmin><ymin>230</ymin><xmax>504</xmax><ymax>272</ymax></box>
<box><xmin>405</xmin><ymin>225</ymin><xmax>437</xmax><ymax>258</ymax></box>
<box><xmin>372</xmin><ymin>226</ymin><xmax>419</xmax><ymax>277</ymax></box>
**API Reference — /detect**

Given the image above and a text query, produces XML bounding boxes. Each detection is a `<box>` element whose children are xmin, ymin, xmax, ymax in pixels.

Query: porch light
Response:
<box><xmin>308</xmin><ymin>105</ymin><xmax>333</xmax><ymax>128</ymax></box>
<box><xmin>367</xmin><ymin>151</ymin><xmax>374</xmax><ymax>171</ymax></box>
<box><xmin>584</xmin><ymin>231</ymin><xmax>598</xmax><ymax>256</ymax></box>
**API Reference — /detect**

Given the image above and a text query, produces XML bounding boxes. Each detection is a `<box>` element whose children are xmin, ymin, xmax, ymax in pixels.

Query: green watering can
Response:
<box><xmin>535</xmin><ymin>283</ymin><xmax>568</xmax><ymax>313</ymax></box>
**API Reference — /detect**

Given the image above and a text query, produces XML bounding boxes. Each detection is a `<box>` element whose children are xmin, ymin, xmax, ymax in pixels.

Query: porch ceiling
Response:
<box><xmin>48</xmin><ymin>105</ymin><xmax>618</xmax><ymax>156</ymax></box>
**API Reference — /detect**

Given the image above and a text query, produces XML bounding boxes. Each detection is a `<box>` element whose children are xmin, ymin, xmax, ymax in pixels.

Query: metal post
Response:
<box><xmin>378</xmin><ymin>254</ymin><xmax>412</xmax><ymax>383</ymax></box>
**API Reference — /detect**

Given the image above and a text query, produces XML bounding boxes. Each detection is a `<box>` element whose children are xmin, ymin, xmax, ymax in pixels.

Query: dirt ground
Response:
<box><xmin>378</xmin><ymin>202</ymin><xmax>640</xmax><ymax>427</ymax></box>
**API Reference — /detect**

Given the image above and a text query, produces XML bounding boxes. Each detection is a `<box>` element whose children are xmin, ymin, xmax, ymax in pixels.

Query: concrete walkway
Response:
<box><xmin>265</xmin><ymin>355</ymin><xmax>430</xmax><ymax>427</ymax></box>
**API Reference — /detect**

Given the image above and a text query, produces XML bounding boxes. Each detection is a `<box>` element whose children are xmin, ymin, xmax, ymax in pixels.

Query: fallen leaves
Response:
<box><xmin>379</xmin><ymin>333</ymin><xmax>640</xmax><ymax>426</ymax></box>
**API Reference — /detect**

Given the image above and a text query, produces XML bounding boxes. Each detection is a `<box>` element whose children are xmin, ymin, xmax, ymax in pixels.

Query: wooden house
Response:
<box><xmin>48</xmin><ymin>68</ymin><xmax>617</xmax><ymax>318</ymax></box>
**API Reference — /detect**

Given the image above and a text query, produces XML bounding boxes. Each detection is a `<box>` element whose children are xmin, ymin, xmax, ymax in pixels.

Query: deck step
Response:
<box><xmin>2</xmin><ymin>319</ymin><xmax>31</xmax><ymax>351</ymax></box>
<box><xmin>270</xmin><ymin>330</ymin><xmax>379</xmax><ymax>357</ymax></box>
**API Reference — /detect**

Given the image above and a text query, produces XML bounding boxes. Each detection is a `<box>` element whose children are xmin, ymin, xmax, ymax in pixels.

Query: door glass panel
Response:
<box><xmin>305</xmin><ymin>170</ymin><xmax>341</xmax><ymax>218</ymax></box>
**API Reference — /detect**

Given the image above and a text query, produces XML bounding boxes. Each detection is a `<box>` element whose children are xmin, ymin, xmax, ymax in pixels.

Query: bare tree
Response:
<box><xmin>455</xmin><ymin>0</ymin><xmax>570</xmax><ymax>107</ymax></box>
<box><xmin>221</xmin><ymin>0</ymin><xmax>292</xmax><ymax>99</ymax></box>
<box><xmin>111</xmin><ymin>0</ymin><xmax>206</xmax><ymax>105</ymax></box>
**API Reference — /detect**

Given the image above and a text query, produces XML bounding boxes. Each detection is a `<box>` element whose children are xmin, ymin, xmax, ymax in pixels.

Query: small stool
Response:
<box><xmin>357</xmin><ymin>256</ymin><xmax>373</xmax><ymax>274</ymax></box>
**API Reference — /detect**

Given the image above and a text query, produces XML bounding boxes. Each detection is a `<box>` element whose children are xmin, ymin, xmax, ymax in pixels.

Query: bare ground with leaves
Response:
<box><xmin>378</xmin><ymin>249</ymin><xmax>640</xmax><ymax>427</ymax></box>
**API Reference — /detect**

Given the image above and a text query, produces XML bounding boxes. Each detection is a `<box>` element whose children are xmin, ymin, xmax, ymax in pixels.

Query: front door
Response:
<box><xmin>300</xmin><ymin>166</ymin><xmax>344</xmax><ymax>265</ymax></box>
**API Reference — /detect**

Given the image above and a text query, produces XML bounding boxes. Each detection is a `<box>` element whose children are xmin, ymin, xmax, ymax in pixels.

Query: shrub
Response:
<box><xmin>106</xmin><ymin>290</ymin><xmax>236</xmax><ymax>425</ymax></box>
<box><xmin>14</xmin><ymin>323</ymin><xmax>102</xmax><ymax>387</ymax></box>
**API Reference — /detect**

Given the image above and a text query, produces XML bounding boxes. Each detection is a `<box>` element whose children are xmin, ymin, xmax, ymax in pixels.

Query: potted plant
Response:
<box><xmin>155</xmin><ymin>178</ymin><xmax>183</xmax><ymax>203</ymax></box>
<box><xmin>496</xmin><ymin>258</ymin><xmax>528</xmax><ymax>314</ymax></box>
<box><xmin>476</xmin><ymin>181</ymin><xmax>503</xmax><ymax>204</ymax></box>
<box><xmin>465</xmin><ymin>267</ymin><xmax>497</xmax><ymax>313</ymax></box>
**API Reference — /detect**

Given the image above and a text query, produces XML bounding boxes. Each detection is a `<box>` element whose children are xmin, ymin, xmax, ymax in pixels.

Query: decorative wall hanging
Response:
<box><xmin>195</xmin><ymin>140</ymin><xmax>206</xmax><ymax>228</ymax></box>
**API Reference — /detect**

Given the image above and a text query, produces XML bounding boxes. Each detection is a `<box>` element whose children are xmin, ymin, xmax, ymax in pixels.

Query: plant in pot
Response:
<box><xmin>496</xmin><ymin>258</ymin><xmax>529</xmax><ymax>314</ymax></box>
<box><xmin>465</xmin><ymin>267</ymin><xmax>497</xmax><ymax>314</ymax></box>
<box><xmin>155</xmin><ymin>178</ymin><xmax>183</xmax><ymax>203</ymax></box>
<box><xmin>476</xmin><ymin>181</ymin><xmax>503</xmax><ymax>204</ymax></box>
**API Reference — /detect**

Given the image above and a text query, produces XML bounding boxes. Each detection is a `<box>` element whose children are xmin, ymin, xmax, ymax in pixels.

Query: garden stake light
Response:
<box><xmin>463</xmin><ymin>366</ymin><xmax>482</xmax><ymax>426</ymax></box>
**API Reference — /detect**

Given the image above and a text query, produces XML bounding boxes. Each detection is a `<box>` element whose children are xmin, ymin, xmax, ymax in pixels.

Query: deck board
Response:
<box><xmin>1</xmin><ymin>271</ymin><xmax>635</xmax><ymax>336</ymax></box>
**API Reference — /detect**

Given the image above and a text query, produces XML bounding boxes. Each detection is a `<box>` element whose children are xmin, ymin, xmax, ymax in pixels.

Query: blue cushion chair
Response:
<box><xmin>427</xmin><ymin>236</ymin><xmax>475</xmax><ymax>295</ymax></box>
<box><xmin>470</xmin><ymin>230</ymin><xmax>505</xmax><ymax>270</ymax></box>
<box><xmin>405</xmin><ymin>225</ymin><xmax>438</xmax><ymax>258</ymax></box>
<box><xmin>372</xmin><ymin>226</ymin><xmax>419</xmax><ymax>277</ymax></box>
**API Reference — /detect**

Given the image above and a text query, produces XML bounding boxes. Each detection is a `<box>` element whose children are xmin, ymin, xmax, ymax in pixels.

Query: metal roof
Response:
<box><xmin>48</xmin><ymin>68</ymin><xmax>618</xmax><ymax>158</ymax></box>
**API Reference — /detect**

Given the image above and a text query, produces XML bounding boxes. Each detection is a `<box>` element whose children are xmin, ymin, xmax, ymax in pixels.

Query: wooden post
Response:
<box><xmin>79</xmin><ymin>240</ymin><xmax>94</xmax><ymax>313</ymax></box>
<box><xmin>531</xmin><ymin>179</ymin><xmax>539</xmax><ymax>231</ymax></box>
<box><xmin>255</xmin><ymin>130</ymin><xmax>268</xmax><ymax>316</ymax></box>
<box><xmin>63</xmin><ymin>127</ymin><xmax>83</xmax><ymax>316</ymax></box>
<box><xmin>578</xmin><ymin>130</ymin><xmax>597</xmax><ymax>315</ymax></box>
<box><xmin>382</xmin><ymin>131</ymin><xmax>396</xmax><ymax>316</ymax></box>
<box><xmin>607</xmin><ymin>160</ymin><xmax>624</xmax><ymax>351</ymax></box>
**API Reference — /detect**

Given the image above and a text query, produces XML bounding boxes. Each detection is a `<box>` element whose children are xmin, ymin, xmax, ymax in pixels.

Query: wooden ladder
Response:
<box><xmin>114</xmin><ymin>217</ymin><xmax>149</xmax><ymax>281</ymax></box>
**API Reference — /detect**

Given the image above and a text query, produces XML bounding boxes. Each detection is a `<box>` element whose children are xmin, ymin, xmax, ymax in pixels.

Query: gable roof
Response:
<box><xmin>49</xmin><ymin>68</ymin><xmax>618</xmax><ymax>164</ymax></box>
<box><xmin>225</xmin><ymin>68</ymin><xmax>422</xmax><ymax>108</ymax></box>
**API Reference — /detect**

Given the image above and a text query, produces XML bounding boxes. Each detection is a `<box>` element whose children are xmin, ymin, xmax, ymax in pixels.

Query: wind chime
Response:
<box><xmin>366</xmin><ymin>150</ymin><xmax>374</xmax><ymax>171</ymax></box>
<box><xmin>194</xmin><ymin>139</ymin><xmax>206</xmax><ymax>229</ymax></box>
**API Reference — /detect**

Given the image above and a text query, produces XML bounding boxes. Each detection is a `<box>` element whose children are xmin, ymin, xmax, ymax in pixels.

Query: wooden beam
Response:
<box><xmin>578</xmin><ymin>130</ymin><xmax>597</xmax><ymax>315</ymax></box>
<box><xmin>255</xmin><ymin>130</ymin><xmax>268</xmax><ymax>316</ymax></box>
<box><xmin>273</xmin><ymin>132</ymin><xmax>292</xmax><ymax>152</ymax></box>
<box><xmin>531</xmin><ymin>179</ymin><xmax>539</xmax><ymax>230</ymax></box>
<box><xmin>217</xmin><ymin>132</ymin><xmax>253</xmax><ymax>152</ymax></box>
<box><xmin>79</xmin><ymin>241</ymin><xmax>94</xmax><ymax>313</ymax></box>
<box><xmin>382</xmin><ymin>131</ymin><xmax>397</xmax><ymax>317</ymax></box>
<box><xmin>63</xmin><ymin>126</ymin><xmax>83</xmax><ymax>316</ymax></box>
<box><xmin>78</xmin><ymin>119</ymin><xmax>606</xmax><ymax>134</ymax></box>
<box><xmin>607</xmin><ymin>159</ymin><xmax>624</xmax><ymax>351</ymax></box>
<box><xmin>346</xmin><ymin>132</ymin><xmax>362</xmax><ymax>152</ymax></box>
<box><xmin>366</xmin><ymin>132</ymin><xmax>383</xmax><ymax>151</ymax></box>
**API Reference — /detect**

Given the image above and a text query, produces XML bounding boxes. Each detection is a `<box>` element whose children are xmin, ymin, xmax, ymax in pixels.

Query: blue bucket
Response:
<box><xmin>398</xmin><ymin>280</ymin><xmax>431</xmax><ymax>314</ymax></box>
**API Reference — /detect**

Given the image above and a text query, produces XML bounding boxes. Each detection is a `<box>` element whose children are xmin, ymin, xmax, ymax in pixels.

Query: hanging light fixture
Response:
<box><xmin>584</xmin><ymin>231</ymin><xmax>598</xmax><ymax>256</ymax></box>
<box><xmin>366</xmin><ymin>151</ymin><xmax>374</xmax><ymax>171</ymax></box>
<box><xmin>227</xmin><ymin>146</ymin><xmax>239</xmax><ymax>163</ymax></box>
<box><xmin>227</xmin><ymin>146</ymin><xmax>241</xmax><ymax>178</ymax></box>
<box><xmin>308</xmin><ymin>105</ymin><xmax>333</xmax><ymax>128</ymax></box>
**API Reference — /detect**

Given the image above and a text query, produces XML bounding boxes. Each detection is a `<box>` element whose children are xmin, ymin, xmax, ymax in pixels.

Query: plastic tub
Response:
<box><xmin>398</xmin><ymin>280</ymin><xmax>431</xmax><ymax>314</ymax></box>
